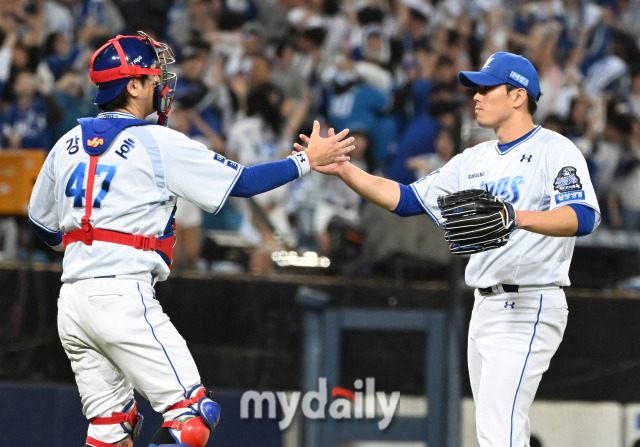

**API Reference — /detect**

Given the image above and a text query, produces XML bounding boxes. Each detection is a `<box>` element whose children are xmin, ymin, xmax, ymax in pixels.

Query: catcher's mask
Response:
<box><xmin>90</xmin><ymin>31</ymin><xmax>177</xmax><ymax>125</ymax></box>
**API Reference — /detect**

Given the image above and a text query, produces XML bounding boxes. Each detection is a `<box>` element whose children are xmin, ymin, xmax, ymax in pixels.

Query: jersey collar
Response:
<box><xmin>96</xmin><ymin>111</ymin><xmax>139</xmax><ymax>120</ymax></box>
<box><xmin>495</xmin><ymin>126</ymin><xmax>541</xmax><ymax>155</ymax></box>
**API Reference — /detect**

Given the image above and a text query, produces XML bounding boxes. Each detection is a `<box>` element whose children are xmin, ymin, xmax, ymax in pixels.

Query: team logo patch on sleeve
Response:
<box><xmin>214</xmin><ymin>153</ymin><xmax>226</xmax><ymax>164</ymax></box>
<box><xmin>553</xmin><ymin>166</ymin><xmax>582</xmax><ymax>192</ymax></box>
<box><xmin>554</xmin><ymin>166</ymin><xmax>584</xmax><ymax>203</ymax></box>
<box><xmin>226</xmin><ymin>160</ymin><xmax>240</xmax><ymax>170</ymax></box>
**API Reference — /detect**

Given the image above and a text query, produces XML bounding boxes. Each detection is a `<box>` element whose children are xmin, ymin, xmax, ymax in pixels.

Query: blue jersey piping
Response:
<box><xmin>496</xmin><ymin>126</ymin><xmax>541</xmax><ymax>155</ymax></box>
<box><xmin>138</xmin><ymin>283</ymin><xmax>187</xmax><ymax>396</ymax></box>
<box><xmin>510</xmin><ymin>293</ymin><xmax>543</xmax><ymax>446</ymax></box>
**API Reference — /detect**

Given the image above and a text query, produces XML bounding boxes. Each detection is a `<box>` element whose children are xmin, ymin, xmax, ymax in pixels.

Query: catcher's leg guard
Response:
<box><xmin>85</xmin><ymin>400</ymin><xmax>143</xmax><ymax>447</ymax></box>
<box><xmin>151</xmin><ymin>385</ymin><xmax>221</xmax><ymax>447</ymax></box>
<box><xmin>162</xmin><ymin>417</ymin><xmax>211</xmax><ymax>447</ymax></box>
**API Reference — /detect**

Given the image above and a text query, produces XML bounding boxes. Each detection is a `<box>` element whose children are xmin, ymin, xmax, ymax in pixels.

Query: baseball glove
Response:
<box><xmin>437</xmin><ymin>189</ymin><xmax>517</xmax><ymax>255</ymax></box>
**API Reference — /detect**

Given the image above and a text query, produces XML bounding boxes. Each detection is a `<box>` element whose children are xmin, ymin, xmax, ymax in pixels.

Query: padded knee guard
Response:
<box><xmin>163</xmin><ymin>416</ymin><xmax>210</xmax><ymax>447</ymax></box>
<box><xmin>159</xmin><ymin>385</ymin><xmax>221</xmax><ymax>447</ymax></box>
<box><xmin>85</xmin><ymin>400</ymin><xmax>143</xmax><ymax>447</ymax></box>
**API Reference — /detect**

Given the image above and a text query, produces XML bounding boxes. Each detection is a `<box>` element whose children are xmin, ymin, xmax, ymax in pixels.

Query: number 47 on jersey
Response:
<box><xmin>65</xmin><ymin>162</ymin><xmax>117</xmax><ymax>208</ymax></box>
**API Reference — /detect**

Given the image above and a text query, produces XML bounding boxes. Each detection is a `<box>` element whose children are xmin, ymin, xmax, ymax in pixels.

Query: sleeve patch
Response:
<box><xmin>226</xmin><ymin>160</ymin><xmax>240</xmax><ymax>170</ymax></box>
<box><xmin>214</xmin><ymin>153</ymin><xmax>226</xmax><ymax>164</ymax></box>
<box><xmin>553</xmin><ymin>166</ymin><xmax>582</xmax><ymax>192</ymax></box>
<box><xmin>555</xmin><ymin>190</ymin><xmax>585</xmax><ymax>203</ymax></box>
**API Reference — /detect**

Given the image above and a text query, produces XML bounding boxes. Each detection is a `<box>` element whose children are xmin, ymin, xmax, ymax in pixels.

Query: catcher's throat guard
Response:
<box><xmin>437</xmin><ymin>189</ymin><xmax>517</xmax><ymax>255</ymax></box>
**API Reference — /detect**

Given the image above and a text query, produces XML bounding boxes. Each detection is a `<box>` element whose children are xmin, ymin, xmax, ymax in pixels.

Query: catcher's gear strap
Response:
<box><xmin>166</xmin><ymin>386</ymin><xmax>221</xmax><ymax>430</ymax></box>
<box><xmin>90</xmin><ymin>408</ymin><xmax>140</xmax><ymax>426</ymax></box>
<box><xmin>86</xmin><ymin>402</ymin><xmax>143</xmax><ymax>446</ymax></box>
<box><xmin>166</xmin><ymin>387</ymin><xmax>208</xmax><ymax>412</ymax></box>
<box><xmin>62</xmin><ymin>154</ymin><xmax>175</xmax><ymax>265</ymax></box>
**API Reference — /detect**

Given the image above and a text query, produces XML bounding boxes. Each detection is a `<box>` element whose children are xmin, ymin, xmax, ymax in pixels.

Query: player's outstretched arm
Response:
<box><xmin>302</xmin><ymin>120</ymin><xmax>355</xmax><ymax>169</ymax></box>
<box><xmin>229</xmin><ymin>121</ymin><xmax>354</xmax><ymax>198</ymax></box>
<box><xmin>295</xmin><ymin>131</ymin><xmax>401</xmax><ymax>212</ymax></box>
<box><xmin>516</xmin><ymin>206</ymin><xmax>579</xmax><ymax>237</ymax></box>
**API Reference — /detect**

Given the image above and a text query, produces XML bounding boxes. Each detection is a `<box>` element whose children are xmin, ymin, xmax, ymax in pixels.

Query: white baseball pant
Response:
<box><xmin>57</xmin><ymin>276</ymin><xmax>202</xmax><ymax>444</ymax></box>
<box><xmin>468</xmin><ymin>286</ymin><xmax>568</xmax><ymax>447</ymax></box>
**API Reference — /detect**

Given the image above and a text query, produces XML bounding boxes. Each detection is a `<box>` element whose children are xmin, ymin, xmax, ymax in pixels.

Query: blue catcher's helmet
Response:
<box><xmin>90</xmin><ymin>31</ymin><xmax>177</xmax><ymax>125</ymax></box>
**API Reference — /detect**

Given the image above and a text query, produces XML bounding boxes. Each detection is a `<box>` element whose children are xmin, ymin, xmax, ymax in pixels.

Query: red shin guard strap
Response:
<box><xmin>166</xmin><ymin>388</ymin><xmax>207</xmax><ymax>412</ymax></box>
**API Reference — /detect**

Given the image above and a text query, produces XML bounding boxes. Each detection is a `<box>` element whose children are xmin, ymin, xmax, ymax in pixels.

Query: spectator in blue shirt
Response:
<box><xmin>2</xmin><ymin>70</ymin><xmax>60</xmax><ymax>150</ymax></box>
<box><xmin>325</xmin><ymin>65</ymin><xmax>397</xmax><ymax>171</ymax></box>
<box><xmin>44</xmin><ymin>32</ymin><xmax>82</xmax><ymax>80</ymax></box>
<box><xmin>386</xmin><ymin>81</ymin><xmax>459</xmax><ymax>184</ymax></box>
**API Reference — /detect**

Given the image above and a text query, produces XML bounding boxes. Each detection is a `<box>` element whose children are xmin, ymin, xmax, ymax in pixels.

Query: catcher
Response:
<box><xmin>28</xmin><ymin>32</ymin><xmax>353</xmax><ymax>447</ymax></box>
<box><xmin>298</xmin><ymin>52</ymin><xmax>600</xmax><ymax>447</ymax></box>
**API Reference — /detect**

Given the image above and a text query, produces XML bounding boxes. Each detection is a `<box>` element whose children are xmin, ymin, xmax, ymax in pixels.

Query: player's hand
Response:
<box><xmin>293</xmin><ymin>121</ymin><xmax>354</xmax><ymax>170</ymax></box>
<box><xmin>294</xmin><ymin>125</ymin><xmax>353</xmax><ymax>175</ymax></box>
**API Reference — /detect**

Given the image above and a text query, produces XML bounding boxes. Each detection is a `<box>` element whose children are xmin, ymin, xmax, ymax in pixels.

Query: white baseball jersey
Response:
<box><xmin>29</xmin><ymin>112</ymin><xmax>243</xmax><ymax>283</ymax></box>
<box><xmin>411</xmin><ymin>126</ymin><xmax>601</xmax><ymax>288</ymax></box>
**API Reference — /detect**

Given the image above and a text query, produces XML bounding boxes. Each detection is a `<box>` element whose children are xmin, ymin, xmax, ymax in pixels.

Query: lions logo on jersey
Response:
<box><xmin>553</xmin><ymin>166</ymin><xmax>582</xmax><ymax>192</ymax></box>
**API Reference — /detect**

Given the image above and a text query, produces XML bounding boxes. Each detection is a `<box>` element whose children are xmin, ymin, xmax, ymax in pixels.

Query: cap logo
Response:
<box><xmin>132</xmin><ymin>55</ymin><xmax>142</xmax><ymax>64</ymax></box>
<box><xmin>482</xmin><ymin>55</ymin><xmax>495</xmax><ymax>69</ymax></box>
<box><xmin>508</xmin><ymin>71</ymin><xmax>529</xmax><ymax>87</ymax></box>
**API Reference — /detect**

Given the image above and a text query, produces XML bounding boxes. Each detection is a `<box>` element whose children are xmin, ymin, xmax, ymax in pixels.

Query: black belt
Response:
<box><xmin>478</xmin><ymin>284</ymin><xmax>519</xmax><ymax>295</ymax></box>
<box><xmin>478</xmin><ymin>284</ymin><xmax>562</xmax><ymax>295</ymax></box>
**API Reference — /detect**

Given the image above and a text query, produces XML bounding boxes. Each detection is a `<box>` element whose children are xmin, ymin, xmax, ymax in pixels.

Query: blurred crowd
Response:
<box><xmin>1</xmin><ymin>0</ymin><xmax>640</xmax><ymax>274</ymax></box>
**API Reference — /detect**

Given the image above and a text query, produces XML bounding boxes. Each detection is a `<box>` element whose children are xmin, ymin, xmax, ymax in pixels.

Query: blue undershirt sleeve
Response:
<box><xmin>567</xmin><ymin>203</ymin><xmax>596</xmax><ymax>236</ymax></box>
<box><xmin>230</xmin><ymin>158</ymin><xmax>299</xmax><ymax>197</ymax></box>
<box><xmin>392</xmin><ymin>184</ymin><xmax>427</xmax><ymax>217</ymax></box>
<box><xmin>29</xmin><ymin>216</ymin><xmax>63</xmax><ymax>248</ymax></box>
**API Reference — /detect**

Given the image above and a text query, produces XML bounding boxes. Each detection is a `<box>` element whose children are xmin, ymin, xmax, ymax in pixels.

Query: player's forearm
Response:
<box><xmin>338</xmin><ymin>163</ymin><xmax>400</xmax><ymax>211</ymax></box>
<box><xmin>516</xmin><ymin>206</ymin><xmax>578</xmax><ymax>237</ymax></box>
<box><xmin>230</xmin><ymin>158</ymin><xmax>299</xmax><ymax>197</ymax></box>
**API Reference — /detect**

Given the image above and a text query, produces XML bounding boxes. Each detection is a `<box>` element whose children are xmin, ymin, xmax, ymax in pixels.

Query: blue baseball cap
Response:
<box><xmin>458</xmin><ymin>52</ymin><xmax>541</xmax><ymax>100</ymax></box>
